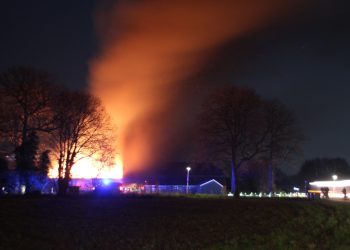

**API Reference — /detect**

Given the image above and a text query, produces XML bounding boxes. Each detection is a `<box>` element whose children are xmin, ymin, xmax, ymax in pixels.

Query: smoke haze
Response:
<box><xmin>90</xmin><ymin>0</ymin><xmax>298</xmax><ymax>174</ymax></box>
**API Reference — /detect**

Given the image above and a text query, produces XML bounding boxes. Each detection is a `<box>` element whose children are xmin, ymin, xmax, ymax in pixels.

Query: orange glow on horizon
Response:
<box><xmin>48</xmin><ymin>154</ymin><xmax>123</xmax><ymax>180</ymax></box>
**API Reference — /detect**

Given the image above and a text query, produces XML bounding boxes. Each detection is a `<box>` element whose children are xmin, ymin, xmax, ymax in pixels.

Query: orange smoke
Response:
<box><xmin>89</xmin><ymin>0</ymin><xmax>298</xmax><ymax>174</ymax></box>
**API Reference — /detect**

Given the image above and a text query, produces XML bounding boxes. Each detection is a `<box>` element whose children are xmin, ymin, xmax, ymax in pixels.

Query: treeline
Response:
<box><xmin>0</xmin><ymin>67</ymin><xmax>115</xmax><ymax>195</ymax></box>
<box><xmin>256</xmin><ymin>157</ymin><xmax>350</xmax><ymax>192</ymax></box>
<box><xmin>0</xmin><ymin>67</ymin><xmax>312</xmax><ymax>197</ymax></box>
<box><xmin>290</xmin><ymin>158</ymin><xmax>350</xmax><ymax>189</ymax></box>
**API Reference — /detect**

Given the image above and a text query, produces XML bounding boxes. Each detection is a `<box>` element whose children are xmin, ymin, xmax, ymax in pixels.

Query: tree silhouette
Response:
<box><xmin>0</xmin><ymin>156</ymin><xmax>8</xmax><ymax>190</ymax></box>
<box><xmin>39</xmin><ymin>150</ymin><xmax>51</xmax><ymax>176</ymax></box>
<box><xmin>263</xmin><ymin>99</ymin><xmax>303</xmax><ymax>193</ymax></box>
<box><xmin>0</xmin><ymin>67</ymin><xmax>55</xmax><ymax>188</ymax></box>
<box><xmin>198</xmin><ymin>86</ymin><xmax>268</xmax><ymax>197</ymax></box>
<box><xmin>15</xmin><ymin>131</ymin><xmax>39</xmax><ymax>170</ymax></box>
<box><xmin>49</xmin><ymin>90</ymin><xmax>115</xmax><ymax>195</ymax></box>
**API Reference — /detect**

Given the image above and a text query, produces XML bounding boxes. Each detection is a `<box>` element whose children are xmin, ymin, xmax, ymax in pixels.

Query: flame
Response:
<box><xmin>48</xmin><ymin>154</ymin><xmax>123</xmax><ymax>180</ymax></box>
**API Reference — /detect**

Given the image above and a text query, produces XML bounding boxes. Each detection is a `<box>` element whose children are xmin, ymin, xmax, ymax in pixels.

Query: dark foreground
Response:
<box><xmin>0</xmin><ymin>196</ymin><xmax>349</xmax><ymax>250</ymax></box>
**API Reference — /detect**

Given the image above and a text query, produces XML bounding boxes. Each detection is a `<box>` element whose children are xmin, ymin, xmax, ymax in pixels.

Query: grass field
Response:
<box><xmin>0</xmin><ymin>196</ymin><xmax>350</xmax><ymax>250</ymax></box>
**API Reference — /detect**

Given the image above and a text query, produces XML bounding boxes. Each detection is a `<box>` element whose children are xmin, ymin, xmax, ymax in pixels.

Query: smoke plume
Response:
<box><xmin>90</xmin><ymin>0</ymin><xmax>297</xmax><ymax>174</ymax></box>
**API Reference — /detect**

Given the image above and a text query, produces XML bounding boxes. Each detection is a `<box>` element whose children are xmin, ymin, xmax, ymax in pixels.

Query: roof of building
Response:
<box><xmin>199</xmin><ymin>179</ymin><xmax>224</xmax><ymax>187</ymax></box>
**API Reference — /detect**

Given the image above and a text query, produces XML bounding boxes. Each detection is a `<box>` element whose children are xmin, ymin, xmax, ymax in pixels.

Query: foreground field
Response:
<box><xmin>0</xmin><ymin>196</ymin><xmax>350</xmax><ymax>250</ymax></box>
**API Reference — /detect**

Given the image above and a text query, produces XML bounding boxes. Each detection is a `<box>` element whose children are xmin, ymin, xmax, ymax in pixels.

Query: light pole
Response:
<box><xmin>332</xmin><ymin>174</ymin><xmax>338</xmax><ymax>193</ymax></box>
<box><xmin>186</xmin><ymin>166</ymin><xmax>191</xmax><ymax>194</ymax></box>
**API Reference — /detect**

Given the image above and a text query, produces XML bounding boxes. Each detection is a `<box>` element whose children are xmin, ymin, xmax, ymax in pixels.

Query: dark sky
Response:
<box><xmin>1</xmin><ymin>0</ymin><xmax>350</xmax><ymax>173</ymax></box>
<box><xmin>0</xmin><ymin>1</ymin><xmax>96</xmax><ymax>89</ymax></box>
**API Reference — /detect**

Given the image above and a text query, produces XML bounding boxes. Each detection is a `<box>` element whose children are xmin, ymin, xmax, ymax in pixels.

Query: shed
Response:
<box><xmin>198</xmin><ymin>179</ymin><xmax>224</xmax><ymax>195</ymax></box>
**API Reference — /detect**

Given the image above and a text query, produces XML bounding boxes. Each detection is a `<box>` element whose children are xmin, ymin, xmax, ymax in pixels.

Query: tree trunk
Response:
<box><xmin>267</xmin><ymin>161</ymin><xmax>273</xmax><ymax>194</ymax></box>
<box><xmin>231</xmin><ymin>161</ymin><xmax>239</xmax><ymax>198</ymax></box>
<box><xmin>268</xmin><ymin>146</ymin><xmax>274</xmax><ymax>194</ymax></box>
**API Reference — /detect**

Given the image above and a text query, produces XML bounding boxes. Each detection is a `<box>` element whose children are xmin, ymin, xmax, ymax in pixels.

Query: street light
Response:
<box><xmin>332</xmin><ymin>175</ymin><xmax>338</xmax><ymax>194</ymax></box>
<box><xmin>186</xmin><ymin>166</ymin><xmax>191</xmax><ymax>194</ymax></box>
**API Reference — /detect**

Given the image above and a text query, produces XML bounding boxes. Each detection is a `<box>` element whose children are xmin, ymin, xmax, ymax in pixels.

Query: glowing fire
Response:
<box><xmin>48</xmin><ymin>154</ymin><xmax>123</xmax><ymax>179</ymax></box>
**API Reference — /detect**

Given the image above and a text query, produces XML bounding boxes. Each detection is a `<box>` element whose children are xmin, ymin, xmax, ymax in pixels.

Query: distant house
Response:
<box><xmin>198</xmin><ymin>179</ymin><xmax>224</xmax><ymax>195</ymax></box>
<box><xmin>143</xmin><ymin>179</ymin><xmax>225</xmax><ymax>195</ymax></box>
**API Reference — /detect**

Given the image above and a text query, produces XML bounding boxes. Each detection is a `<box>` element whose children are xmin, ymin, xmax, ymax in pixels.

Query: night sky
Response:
<box><xmin>1</xmin><ymin>0</ymin><xmax>350</xmax><ymax>173</ymax></box>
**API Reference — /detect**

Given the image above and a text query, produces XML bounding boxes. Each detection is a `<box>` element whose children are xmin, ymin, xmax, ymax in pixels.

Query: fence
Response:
<box><xmin>144</xmin><ymin>185</ymin><xmax>198</xmax><ymax>194</ymax></box>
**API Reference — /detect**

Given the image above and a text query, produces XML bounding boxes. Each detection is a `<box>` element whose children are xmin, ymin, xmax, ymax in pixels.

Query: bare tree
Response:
<box><xmin>263</xmin><ymin>100</ymin><xmax>304</xmax><ymax>193</ymax></box>
<box><xmin>198</xmin><ymin>86</ymin><xmax>268</xmax><ymax>197</ymax></box>
<box><xmin>49</xmin><ymin>90</ymin><xmax>115</xmax><ymax>195</ymax></box>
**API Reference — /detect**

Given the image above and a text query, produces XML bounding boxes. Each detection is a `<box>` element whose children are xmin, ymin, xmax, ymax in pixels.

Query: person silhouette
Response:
<box><xmin>322</xmin><ymin>187</ymin><xmax>329</xmax><ymax>199</ymax></box>
<box><xmin>342</xmin><ymin>187</ymin><xmax>347</xmax><ymax>199</ymax></box>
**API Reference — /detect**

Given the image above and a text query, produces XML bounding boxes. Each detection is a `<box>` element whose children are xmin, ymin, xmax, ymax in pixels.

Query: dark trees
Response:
<box><xmin>263</xmin><ymin>100</ymin><xmax>303</xmax><ymax>193</ymax></box>
<box><xmin>39</xmin><ymin>150</ymin><xmax>51</xmax><ymax>176</ymax></box>
<box><xmin>0</xmin><ymin>67</ymin><xmax>55</xmax><ymax>188</ymax></box>
<box><xmin>198</xmin><ymin>87</ymin><xmax>267</xmax><ymax>197</ymax></box>
<box><xmin>0</xmin><ymin>157</ymin><xmax>8</xmax><ymax>190</ymax></box>
<box><xmin>49</xmin><ymin>90</ymin><xmax>115</xmax><ymax>195</ymax></box>
<box><xmin>0</xmin><ymin>67</ymin><xmax>116</xmax><ymax>194</ymax></box>
<box><xmin>239</xmin><ymin>160</ymin><xmax>268</xmax><ymax>193</ymax></box>
<box><xmin>198</xmin><ymin>86</ymin><xmax>303</xmax><ymax>197</ymax></box>
<box><xmin>15</xmin><ymin>131</ymin><xmax>39</xmax><ymax>171</ymax></box>
<box><xmin>296</xmin><ymin>158</ymin><xmax>350</xmax><ymax>184</ymax></box>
